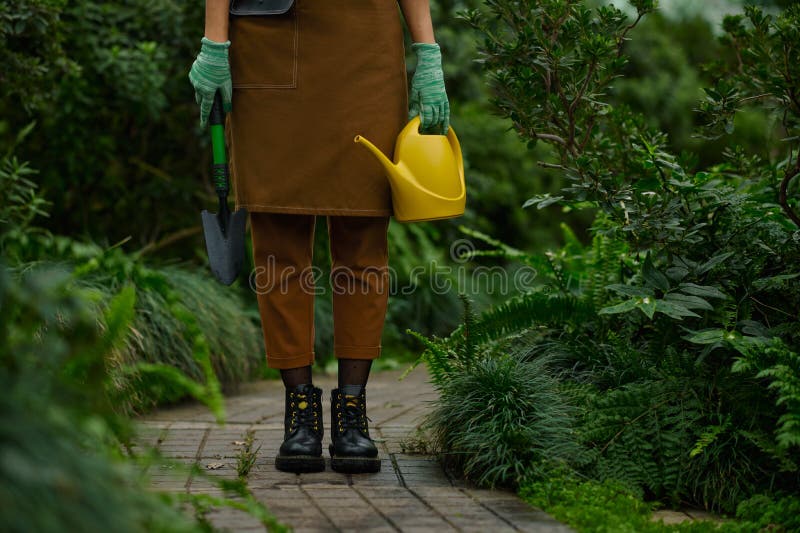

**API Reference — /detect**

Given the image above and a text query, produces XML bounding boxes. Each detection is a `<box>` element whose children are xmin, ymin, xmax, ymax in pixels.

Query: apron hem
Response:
<box><xmin>237</xmin><ymin>202</ymin><xmax>392</xmax><ymax>217</ymax></box>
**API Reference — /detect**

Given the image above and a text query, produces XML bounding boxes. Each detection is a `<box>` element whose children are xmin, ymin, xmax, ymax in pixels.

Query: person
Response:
<box><xmin>188</xmin><ymin>0</ymin><xmax>450</xmax><ymax>474</ymax></box>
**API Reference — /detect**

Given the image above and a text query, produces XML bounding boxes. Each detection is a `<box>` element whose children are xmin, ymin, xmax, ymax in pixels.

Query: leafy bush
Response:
<box><xmin>412</xmin><ymin>0</ymin><xmax>800</xmax><ymax>517</ymax></box>
<box><xmin>0</xmin><ymin>261</ymin><xmax>287</xmax><ymax>531</ymax></box>
<box><xmin>735</xmin><ymin>493</ymin><xmax>800</xmax><ymax>532</ymax></box>
<box><xmin>1</xmin><ymin>0</ymin><xmax>203</xmax><ymax>246</ymax></box>
<box><xmin>0</xmin><ymin>265</ymin><xmax>196</xmax><ymax>532</ymax></box>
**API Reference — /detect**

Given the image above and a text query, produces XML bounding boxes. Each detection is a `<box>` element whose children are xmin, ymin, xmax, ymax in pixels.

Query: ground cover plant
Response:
<box><xmin>410</xmin><ymin>0</ymin><xmax>800</xmax><ymax>528</ymax></box>
<box><xmin>0</xmin><ymin>261</ymin><xmax>288</xmax><ymax>532</ymax></box>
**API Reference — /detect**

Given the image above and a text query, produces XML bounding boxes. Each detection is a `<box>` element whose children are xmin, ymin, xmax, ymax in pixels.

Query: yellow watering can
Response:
<box><xmin>354</xmin><ymin>116</ymin><xmax>466</xmax><ymax>223</ymax></box>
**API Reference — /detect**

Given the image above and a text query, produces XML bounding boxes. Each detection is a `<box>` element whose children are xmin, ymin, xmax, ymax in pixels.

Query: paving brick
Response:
<box><xmin>205</xmin><ymin>507</ymin><xmax>265</xmax><ymax>531</ymax></box>
<box><xmin>246</xmin><ymin>468</ymin><xmax>301</xmax><ymax>488</ymax></box>
<box><xmin>161</xmin><ymin>421</ymin><xmax>211</xmax><ymax>430</ymax></box>
<box><xmin>200</xmin><ymin>426</ymin><xmax>252</xmax><ymax>458</ymax></box>
<box><xmin>298</xmin><ymin>469</ymin><xmax>350</xmax><ymax>485</ymax></box>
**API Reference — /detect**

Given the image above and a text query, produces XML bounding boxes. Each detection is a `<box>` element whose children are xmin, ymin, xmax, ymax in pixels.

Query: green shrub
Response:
<box><xmin>0</xmin><ymin>259</ymin><xmax>286</xmax><ymax>531</ymax></box>
<box><xmin>735</xmin><ymin>493</ymin><xmax>800</xmax><ymax>532</ymax></box>
<box><xmin>413</xmin><ymin>0</ymin><xmax>800</xmax><ymax>515</ymax></box>
<box><xmin>424</xmin><ymin>349</ymin><xmax>584</xmax><ymax>487</ymax></box>
<box><xmin>0</xmin><ymin>0</ymin><xmax>203</xmax><ymax>246</ymax></box>
<box><xmin>0</xmin><ymin>265</ymin><xmax>197</xmax><ymax>532</ymax></box>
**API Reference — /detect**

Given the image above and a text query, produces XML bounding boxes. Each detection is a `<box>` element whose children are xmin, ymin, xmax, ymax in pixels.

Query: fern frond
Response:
<box><xmin>447</xmin><ymin>291</ymin><xmax>593</xmax><ymax>350</ymax></box>
<box><xmin>406</xmin><ymin>329</ymin><xmax>453</xmax><ymax>387</ymax></box>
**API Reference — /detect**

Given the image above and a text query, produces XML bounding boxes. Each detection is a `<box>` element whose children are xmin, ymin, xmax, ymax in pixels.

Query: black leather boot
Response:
<box><xmin>275</xmin><ymin>383</ymin><xmax>325</xmax><ymax>473</ymax></box>
<box><xmin>329</xmin><ymin>387</ymin><xmax>380</xmax><ymax>473</ymax></box>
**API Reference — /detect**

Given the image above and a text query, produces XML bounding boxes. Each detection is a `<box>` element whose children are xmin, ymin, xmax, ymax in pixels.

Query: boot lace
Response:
<box><xmin>289</xmin><ymin>391</ymin><xmax>319</xmax><ymax>432</ymax></box>
<box><xmin>337</xmin><ymin>393</ymin><xmax>372</xmax><ymax>432</ymax></box>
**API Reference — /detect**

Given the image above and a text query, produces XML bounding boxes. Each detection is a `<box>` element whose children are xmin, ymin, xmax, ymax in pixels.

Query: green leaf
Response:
<box><xmin>636</xmin><ymin>297</ymin><xmax>657</xmax><ymax>319</ymax></box>
<box><xmin>665</xmin><ymin>266</ymin><xmax>689</xmax><ymax>281</ymax></box>
<box><xmin>599</xmin><ymin>299</ymin><xmax>638</xmax><ymax>315</ymax></box>
<box><xmin>655</xmin><ymin>300</ymin><xmax>701</xmax><ymax>319</ymax></box>
<box><xmin>753</xmin><ymin>273</ymin><xmax>800</xmax><ymax>291</ymax></box>
<box><xmin>663</xmin><ymin>292</ymin><xmax>713</xmax><ymax>311</ymax></box>
<box><xmin>523</xmin><ymin>194</ymin><xmax>564</xmax><ymax>209</ymax></box>
<box><xmin>605</xmin><ymin>284</ymin><xmax>653</xmax><ymax>298</ymax></box>
<box><xmin>678</xmin><ymin>283</ymin><xmax>727</xmax><ymax>299</ymax></box>
<box><xmin>696</xmin><ymin>251</ymin><xmax>735</xmax><ymax>274</ymax></box>
<box><xmin>103</xmin><ymin>284</ymin><xmax>137</xmax><ymax>349</ymax></box>
<box><xmin>684</xmin><ymin>329</ymin><xmax>726</xmax><ymax>344</ymax></box>
<box><xmin>690</xmin><ymin>419</ymin><xmax>731</xmax><ymax>458</ymax></box>
<box><xmin>642</xmin><ymin>253</ymin><xmax>670</xmax><ymax>292</ymax></box>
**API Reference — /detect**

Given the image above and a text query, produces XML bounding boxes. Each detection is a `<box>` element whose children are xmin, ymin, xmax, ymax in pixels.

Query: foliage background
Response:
<box><xmin>2</xmin><ymin>0</ymin><xmax>800</xmax><ymax>530</ymax></box>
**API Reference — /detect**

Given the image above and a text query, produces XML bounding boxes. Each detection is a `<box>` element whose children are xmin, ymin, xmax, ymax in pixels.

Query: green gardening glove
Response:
<box><xmin>188</xmin><ymin>36</ymin><xmax>233</xmax><ymax>127</ymax></box>
<box><xmin>408</xmin><ymin>42</ymin><xmax>450</xmax><ymax>135</ymax></box>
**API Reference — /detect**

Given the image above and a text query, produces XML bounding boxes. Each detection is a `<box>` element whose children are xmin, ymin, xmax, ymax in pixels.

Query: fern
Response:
<box><xmin>732</xmin><ymin>338</ymin><xmax>800</xmax><ymax>449</ymax></box>
<box><xmin>405</xmin><ymin>329</ymin><xmax>454</xmax><ymax>388</ymax></box>
<box><xmin>690</xmin><ymin>417</ymin><xmax>732</xmax><ymax>458</ymax></box>
<box><xmin>451</xmin><ymin>291</ymin><xmax>593</xmax><ymax>348</ymax></box>
<box><xmin>581</xmin><ymin>378</ymin><xmax>707</xmax><ymax>506</ymax></box>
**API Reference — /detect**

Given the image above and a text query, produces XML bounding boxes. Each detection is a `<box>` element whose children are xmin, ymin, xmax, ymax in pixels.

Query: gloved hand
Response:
<box><xmin>408</xmin><ymin>42</ymin><xmax>450</xmax><ymax>135</ymax></box>
<box><xmin>188</xmin><ymin>36</ymin><xmax>233</xmax><ymax>127</ymax></box>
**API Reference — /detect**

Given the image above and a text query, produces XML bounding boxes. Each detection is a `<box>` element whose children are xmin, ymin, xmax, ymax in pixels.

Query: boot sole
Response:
<box><xmin>275</xmin><ymin>454</ymin><xmax>325</xmax><ymax>473</ymax></box>
<box><xmin>329</xmin><ymin>445</ymin><xmax>381</xmax><ymax>473</ymax></box>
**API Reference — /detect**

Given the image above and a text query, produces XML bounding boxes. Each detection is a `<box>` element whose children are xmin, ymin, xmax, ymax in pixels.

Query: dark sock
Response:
<box><xmin>338</xmin><ymin>358</ymin><xmax>372</xmax><ymax>389</ymax></box>
<box><xmin>281</xmin><ymin>365</ymin><xmax>312</xmax><ymax>388</ymax></box>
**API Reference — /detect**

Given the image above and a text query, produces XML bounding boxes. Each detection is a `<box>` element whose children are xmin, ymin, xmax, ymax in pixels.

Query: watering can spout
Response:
<box><xmin>354</xmin><ymin>116</ymin><xmax>466</xmax><ymax>223</ymax></box>
<box><xmin>354</xmin><ymin>134</ymin><xmax>400</xmax><ymax>180</ymax></box>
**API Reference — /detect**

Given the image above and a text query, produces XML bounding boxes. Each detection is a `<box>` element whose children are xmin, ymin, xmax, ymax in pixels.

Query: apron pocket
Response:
<box><xmin>229</xmin><ymin>5</ymin><xmax>298</xmax><ymax>89</ymax></box>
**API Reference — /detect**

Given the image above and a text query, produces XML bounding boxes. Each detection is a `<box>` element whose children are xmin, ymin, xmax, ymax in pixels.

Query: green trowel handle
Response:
<box><xmin>209</xmin><ymin>91</ymin><xmax>229</xmax><ymax>194</ymax></box>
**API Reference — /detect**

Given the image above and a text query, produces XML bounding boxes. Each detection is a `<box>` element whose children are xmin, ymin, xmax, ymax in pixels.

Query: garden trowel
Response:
<box><xmin>201</xmin><ymin>91</ymin><xmax>247</xmax><ymax>285</ymax></box>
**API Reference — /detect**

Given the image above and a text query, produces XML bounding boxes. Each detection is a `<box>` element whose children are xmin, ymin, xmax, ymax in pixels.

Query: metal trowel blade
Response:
<box><xmin>201</xmin><ymin>207</ymin><xmax>248</xmax><ymax>285</ymax></box>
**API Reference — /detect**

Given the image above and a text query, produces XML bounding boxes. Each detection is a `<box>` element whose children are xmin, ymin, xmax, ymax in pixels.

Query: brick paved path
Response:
<box><xmin>136</xmin><ymin>364</ymin><xmax>573</xmax><ymax>532</ymax></box>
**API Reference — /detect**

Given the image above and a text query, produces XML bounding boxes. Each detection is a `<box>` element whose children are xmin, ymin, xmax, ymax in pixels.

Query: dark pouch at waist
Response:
<box><xmin>230</xmin><ymin>0</ymin><xmax>294</xmax><ymax>16</ymax></box>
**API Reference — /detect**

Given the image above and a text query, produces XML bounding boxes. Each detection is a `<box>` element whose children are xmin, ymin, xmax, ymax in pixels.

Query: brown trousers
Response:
<box><xmin>249</xmin><ymin>212</ymin><xmax>390</xmax><ymax>369</ymax></box>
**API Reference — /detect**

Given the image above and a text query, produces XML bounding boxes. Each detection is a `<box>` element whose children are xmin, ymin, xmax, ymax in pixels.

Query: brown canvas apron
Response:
<box><xmin>227</xmin><ymin>0</ymin><xmax>408</xmax><ymax>216</ymax></box>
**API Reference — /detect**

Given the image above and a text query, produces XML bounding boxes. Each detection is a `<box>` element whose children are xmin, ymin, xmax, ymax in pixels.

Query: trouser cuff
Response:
<box><xmin>266</xmin><ymin>351</ymin><xmax>315</xmax><ymax>370</ymax></box>
<box><xmin>335</xmin><ymin>344</ymin><xmax>382</xmax><ymax>360</ymax></box>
